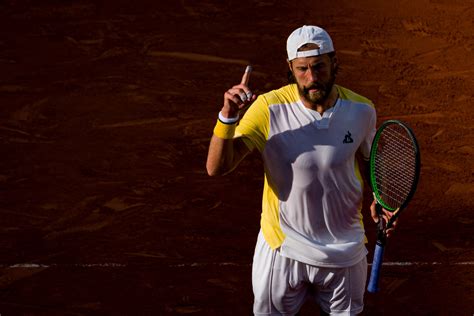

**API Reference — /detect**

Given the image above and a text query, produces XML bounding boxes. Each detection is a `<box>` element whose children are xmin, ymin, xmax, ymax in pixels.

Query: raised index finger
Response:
<box><xmin>240</xmin><ymin>65</ymin><xmax>252</xmax><ymax>85</ymax></box>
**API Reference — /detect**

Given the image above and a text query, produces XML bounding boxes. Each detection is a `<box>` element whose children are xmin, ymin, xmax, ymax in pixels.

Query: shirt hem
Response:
<box><xmin>280</xmin><ymin>235</ymin><xmax>368</xmax><ymax>268</ymax></box>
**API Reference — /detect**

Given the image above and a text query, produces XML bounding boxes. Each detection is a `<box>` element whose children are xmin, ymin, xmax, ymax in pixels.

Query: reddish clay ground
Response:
<box><xmin>0</xmin><ymin>0</ymin><xmax>473</xmax><ymax>315</ymax></box>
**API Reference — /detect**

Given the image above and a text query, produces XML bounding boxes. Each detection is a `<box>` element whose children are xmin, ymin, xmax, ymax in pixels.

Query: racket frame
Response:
<box><xmin>367</xmin><ymin>120</ymin><xmax>421</xmax><ymax>293</ymax></box>
<box><xmin>369</xmin><ymin>120</ymin><xmax>421</xmax><ymax>228</ymax></box>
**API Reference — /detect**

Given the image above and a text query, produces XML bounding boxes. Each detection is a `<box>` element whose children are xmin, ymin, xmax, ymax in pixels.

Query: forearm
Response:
<box><xmin>206</xmin><ymin>135</ymin><xmax>237</xmax><ymax>176</ymax></box>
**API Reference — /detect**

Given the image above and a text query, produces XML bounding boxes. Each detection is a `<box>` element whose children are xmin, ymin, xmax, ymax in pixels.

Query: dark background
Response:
<box><xmin>0</xmin><ymin>0</ymin><xmax>473</xmax><ymax>315</ymax></box>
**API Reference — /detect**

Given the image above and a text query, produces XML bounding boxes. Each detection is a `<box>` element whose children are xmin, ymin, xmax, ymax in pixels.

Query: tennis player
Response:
<box><xmin>207</xmin><ymin>25</ymin><xmax>395</xmax><ymax>316</ymax></box>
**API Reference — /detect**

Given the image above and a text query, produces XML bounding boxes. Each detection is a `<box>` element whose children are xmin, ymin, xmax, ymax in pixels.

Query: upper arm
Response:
<box><xmin>221</xmin><ymin>137</ymin><xmax>252</xmax><ymax>175</ymax></box>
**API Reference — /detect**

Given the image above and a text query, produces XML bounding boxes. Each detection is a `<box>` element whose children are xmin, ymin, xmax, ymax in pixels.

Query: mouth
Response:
<box><xmin>305</xmin><ymin>85</ymin><xmax>323</xmax><ymax>94</ymax></box>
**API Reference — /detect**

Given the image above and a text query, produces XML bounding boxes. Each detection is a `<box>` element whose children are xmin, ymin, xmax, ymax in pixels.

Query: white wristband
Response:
<box><xmin>218</xmin><ymin>111</ymin><xmax>239</xmax><ymax>124</ymax></box>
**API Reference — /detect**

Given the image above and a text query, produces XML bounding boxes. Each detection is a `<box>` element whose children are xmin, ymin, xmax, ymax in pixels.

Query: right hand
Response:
<box><xmin>221</xmin><ymin>65</ymin><xmax>257</xmax><ymax>118</ymax></box>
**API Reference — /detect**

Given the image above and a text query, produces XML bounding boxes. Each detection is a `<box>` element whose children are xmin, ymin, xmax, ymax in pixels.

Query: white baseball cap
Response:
<box><xmin>286</xmin><ymin>25</ymin><xmax>334</xmax><ymax>61</ymax></box>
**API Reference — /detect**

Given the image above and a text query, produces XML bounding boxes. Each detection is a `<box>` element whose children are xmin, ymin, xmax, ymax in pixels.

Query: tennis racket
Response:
<box><xmin>367</xmin><ymin>120</ymin><xmax>421</xmax><ymax>293</ymax></box>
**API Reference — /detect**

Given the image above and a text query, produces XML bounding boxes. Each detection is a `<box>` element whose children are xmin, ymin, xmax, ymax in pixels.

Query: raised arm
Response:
<box><xmin>206</xmin><ymin>66</ymin><xmax>257</xmax><ymax>176</ymax></box>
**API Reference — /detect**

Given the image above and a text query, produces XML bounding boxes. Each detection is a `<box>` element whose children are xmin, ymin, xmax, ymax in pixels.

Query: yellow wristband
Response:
<box><xmin>213</xmin><ymin>119</ymin><xmax>236</xmax><ymax>139</ymax></box>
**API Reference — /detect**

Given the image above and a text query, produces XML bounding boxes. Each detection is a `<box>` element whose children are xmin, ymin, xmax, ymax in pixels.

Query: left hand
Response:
<box><xmin>370</xmin><ymin>199</ymin><xmax>398</xmax><ymax>237</ymax></box>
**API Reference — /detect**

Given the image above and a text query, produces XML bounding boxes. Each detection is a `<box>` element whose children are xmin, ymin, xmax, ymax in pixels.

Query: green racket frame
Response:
<box><xmin>369</xmin><ymin>120</ymin><xmax>421</xmax><ymax>213</ymax></box>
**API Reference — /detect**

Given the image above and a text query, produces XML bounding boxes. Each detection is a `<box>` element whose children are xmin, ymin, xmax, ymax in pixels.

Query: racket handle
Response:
<box><xmin>367</xmin><ymin>242</ymin><xmax>385</xmax><ymax>293</ymax></box>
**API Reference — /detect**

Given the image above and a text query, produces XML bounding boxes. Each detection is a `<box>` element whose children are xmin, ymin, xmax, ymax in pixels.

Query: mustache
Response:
<box><xmin>303</xmin><ymin>83</ymin><xmax>326</xmax><ymax>94</ymax></box>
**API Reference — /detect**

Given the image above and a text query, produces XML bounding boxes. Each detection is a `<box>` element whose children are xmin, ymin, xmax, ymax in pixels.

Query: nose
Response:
<box><xmin>307</xmin><ymin>68</ymin><xmax>318</xmax><ymax>82</ymax></box>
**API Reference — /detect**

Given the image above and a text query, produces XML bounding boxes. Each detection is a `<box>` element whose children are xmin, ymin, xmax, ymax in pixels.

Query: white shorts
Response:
<box><xmin>252</xmin><ymin>231</ymin><xmax>367</xmax><ymax>316</ymax></box>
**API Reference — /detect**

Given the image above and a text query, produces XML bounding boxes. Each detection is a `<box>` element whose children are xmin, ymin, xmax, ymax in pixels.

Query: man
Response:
<box><xmin>206</xmin><ymin>25</ymin><xmax>395</xmax><ymax>315</ymax></box>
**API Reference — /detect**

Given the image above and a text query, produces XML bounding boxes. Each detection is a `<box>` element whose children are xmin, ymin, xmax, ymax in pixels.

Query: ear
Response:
<box><xmin>331</xmin><ymin>55</ymin><xmax>339</xmax><ymax>68</ymax></box>
<box><xmin>287</xmin><ymin>59</ymin><xmax>293</xmax><ymax>72</ymax></box>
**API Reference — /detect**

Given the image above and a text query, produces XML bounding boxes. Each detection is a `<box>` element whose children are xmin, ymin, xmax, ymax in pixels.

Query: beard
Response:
<box><xmin>297</xmin><ymin>73</ymin><xmax>336</xmax><ymax>106</ymax></box>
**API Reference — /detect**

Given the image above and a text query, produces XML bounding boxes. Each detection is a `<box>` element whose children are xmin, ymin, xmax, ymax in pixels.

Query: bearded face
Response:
<box><xmin>289</xmin><ymin>54</ymin><xmax>337</xmax><ymax>107</ymax></box>
<box><xmin>298</xmin><ymin>73</ymin><xmax>336</xmax><ymax>105</ymax></box>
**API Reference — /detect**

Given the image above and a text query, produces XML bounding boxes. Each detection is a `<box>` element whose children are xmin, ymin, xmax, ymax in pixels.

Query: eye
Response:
<box><xmin>295</xmin><ymin>66</ymin><xmax>308</xmax><ymax>73</ymax></box>
<box><xmin>312</xmin><ymin>63</ymin><xmax>327</xmax><ymax>72</ymax></box>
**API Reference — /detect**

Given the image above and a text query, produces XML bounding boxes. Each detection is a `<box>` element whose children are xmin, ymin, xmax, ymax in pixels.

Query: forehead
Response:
<box><xmin>291</xmin><ymin>54</ymin><xmax>331</xmax><ymax>66</ymax></box>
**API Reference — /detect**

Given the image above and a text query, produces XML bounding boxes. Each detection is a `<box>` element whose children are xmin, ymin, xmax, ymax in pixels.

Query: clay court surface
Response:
<box><xmin>0</xmin><ymin>0</ymin><xmax>473</xmax><ymax>315</ymax></box>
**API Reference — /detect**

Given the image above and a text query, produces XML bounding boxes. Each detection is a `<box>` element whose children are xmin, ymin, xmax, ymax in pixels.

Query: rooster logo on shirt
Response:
<box><xmin>343</xmin><ymin>131</ymin><xmax>354</xmax><ymax>144</ymax></box>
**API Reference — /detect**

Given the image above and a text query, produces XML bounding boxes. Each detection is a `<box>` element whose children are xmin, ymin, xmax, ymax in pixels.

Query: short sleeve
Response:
<box><xmin>234</xmin><ymin>95</ymin><xmax>270</xmax><ymax>153</ymax></box>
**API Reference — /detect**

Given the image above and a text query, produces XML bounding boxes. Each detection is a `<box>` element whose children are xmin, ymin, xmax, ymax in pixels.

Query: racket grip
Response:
<box><xmin>367</xmin><ymin>242</ymin><xmax>385</xmax><ymax>293</ymax></box>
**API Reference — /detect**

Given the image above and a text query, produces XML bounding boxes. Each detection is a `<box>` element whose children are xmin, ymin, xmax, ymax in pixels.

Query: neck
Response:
<box><xmin>302</xmin><ymin>86</ymin><xmax>339</xmax><ymax>114</ymax></box>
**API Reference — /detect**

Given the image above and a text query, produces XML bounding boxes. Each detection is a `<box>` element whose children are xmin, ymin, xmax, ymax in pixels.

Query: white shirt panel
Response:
<box><xmin>263</xmin><ymin>97</ymin><xmax>375</xmax><ymax>267</ymax></box>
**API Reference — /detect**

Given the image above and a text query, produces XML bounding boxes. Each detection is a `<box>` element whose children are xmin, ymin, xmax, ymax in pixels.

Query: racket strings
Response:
<box><xmin>374</xmin><ymin>125</ymin><xmax>417</xmax><ymax>209</ymax></box>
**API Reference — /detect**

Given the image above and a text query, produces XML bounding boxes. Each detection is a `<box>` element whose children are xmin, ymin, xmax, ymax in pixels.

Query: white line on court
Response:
<box><xmin>0</xmin><ymin>262</ymin><xmax>473</xmax><ymax>268</ymax></box>
<box><xmin>375</xmin><ymin>261</ymin><xmax>474</xmax><ymax>266</ymax></box>
<box><xmin>0</xmin><ymin>263</ymin><xmax>127</xmax><ymax>268</ymax></box>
